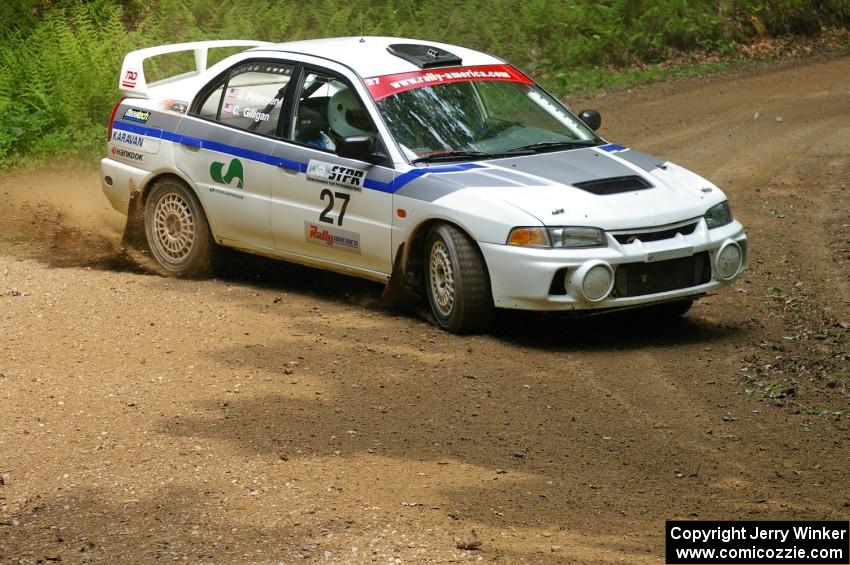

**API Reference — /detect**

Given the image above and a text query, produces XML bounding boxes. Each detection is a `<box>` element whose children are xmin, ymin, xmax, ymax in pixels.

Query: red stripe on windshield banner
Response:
<box><xmin>365</xmin><ymin>64</ymin><xmax>533</xmax><ymax>100</ymax></box>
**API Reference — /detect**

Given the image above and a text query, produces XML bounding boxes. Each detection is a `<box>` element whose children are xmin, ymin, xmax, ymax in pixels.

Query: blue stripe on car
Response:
<box><xmin>112</xmin><ymin>120</ymin><xmax>482</xmax><ymax>193</ymax></box>
<box><xmin>598</xmin><ymin>143</ymin><xmax>627</xmax><ymax>153</ymax></box>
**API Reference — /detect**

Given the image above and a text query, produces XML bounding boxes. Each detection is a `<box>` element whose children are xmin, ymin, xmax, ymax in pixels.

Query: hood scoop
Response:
<box><xmin>572</xmin><ymin>175</ymin><xmax>653</xmax><ymax>195</ymax></box>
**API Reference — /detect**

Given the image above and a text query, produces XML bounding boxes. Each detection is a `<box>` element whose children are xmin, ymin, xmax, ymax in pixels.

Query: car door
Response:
<box><xmin>177</xmin><ymin>60</ymin><xmax>296</xmax><ymax>250</ymax></box>
<box><xmin>269</xmin><ymin>67</ymin><xmax>395</xmax><ymax>276</ymax></box>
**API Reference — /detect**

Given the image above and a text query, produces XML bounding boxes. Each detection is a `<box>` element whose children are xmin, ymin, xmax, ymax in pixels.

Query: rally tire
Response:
<box><xmin>425</xmin><ymin>224</ymin><xmax>494</xmax><ymax>334</ymax></box>
<box><xmin>143</xmin><ymin>178</ymin><xmax>213</xmax><ymax>278</ymax></box>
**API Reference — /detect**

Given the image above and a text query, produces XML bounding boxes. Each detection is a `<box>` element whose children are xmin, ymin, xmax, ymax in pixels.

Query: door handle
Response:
<box><xmin>277</xmin><ymin>161</ymin><xmax>300</xmax><ymax>174</ymax></box>
<box><xmin>179</xmin><ymin>137</ymin><xmax>201</xmax><ymax>151</ymax></box>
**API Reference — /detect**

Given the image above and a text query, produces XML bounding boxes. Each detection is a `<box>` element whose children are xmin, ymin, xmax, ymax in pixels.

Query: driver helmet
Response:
<box><xmin>328</xmin><ymin>88</ymin><xmax>373</xmax><ymax>138</ymax></box>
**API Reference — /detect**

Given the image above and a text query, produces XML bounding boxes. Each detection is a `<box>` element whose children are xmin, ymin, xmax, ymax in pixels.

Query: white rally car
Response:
<box><xmin>101</xmin><ymin>37</ymin><xmax>747</xmax><ymax>333</ymax></box>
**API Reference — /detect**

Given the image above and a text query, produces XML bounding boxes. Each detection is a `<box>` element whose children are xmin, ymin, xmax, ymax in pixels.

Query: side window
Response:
<box><xmin>198</xmin><ymin>82</ymin><xmax>224</xmax><ymax>119</ymax></box>
<box><xmin>289</xmin><ymin>70</ymin><xmax>376</xmax><ymax>152</ymax></box>
<box><xmin>195</xmin><ymin>61</ymin><xmax>294</xmax><ymax>136</ymax></box>
<box><xmin>218</xmin><ymin>62</ymin><xmax>293</xmax><ymax>136</ymax></box>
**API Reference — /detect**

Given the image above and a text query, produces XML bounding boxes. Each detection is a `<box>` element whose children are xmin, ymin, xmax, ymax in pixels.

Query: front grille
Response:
<box><xmin>613</xmin><ymin>221</ymin><xmax>697</xmax><ymax>245</ymax></box>
<box><xmin>612</xmin><ymin>252</ymin><xmax>711</xmax><ymax>298</ymax></box>
<box><xmin>572</xmin><ymin>175</ymin><xmax>653</xmax><ymax>195</ymax></box>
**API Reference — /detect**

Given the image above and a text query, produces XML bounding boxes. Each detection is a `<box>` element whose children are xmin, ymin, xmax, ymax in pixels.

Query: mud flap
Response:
<box><xmin>121</xmin><ymin>191</ymin><xmax>146</xmax><ymax>249</ymax></box>
<box><xmin>120</xmin><ymin>180</ymin><xmax>157</xmax><ymax>272</ymax></box>
<box><xmin>382</xmin><ymin>245</ymin><xmax>421</xmax><ymax>309</ymax></box>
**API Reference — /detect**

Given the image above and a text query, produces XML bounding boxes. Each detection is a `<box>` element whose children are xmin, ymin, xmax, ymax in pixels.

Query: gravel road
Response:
<box><xmin>1</xmin><ymin>55</ymin><xmax>848</xmax><ymax>564</ymax></box>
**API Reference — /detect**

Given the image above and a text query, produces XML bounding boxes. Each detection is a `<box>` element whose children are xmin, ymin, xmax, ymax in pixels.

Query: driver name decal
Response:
<box><xmin>365</xmin><ymin>64</ymin><xmax>533</xmax><ymax>100</ymax></box>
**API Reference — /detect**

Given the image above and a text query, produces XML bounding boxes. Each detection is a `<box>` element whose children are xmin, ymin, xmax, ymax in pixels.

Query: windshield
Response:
<box><xmin>367</xmin><ymin>65</ymin><xmax>600</xmax><ymax>161</ymax></box>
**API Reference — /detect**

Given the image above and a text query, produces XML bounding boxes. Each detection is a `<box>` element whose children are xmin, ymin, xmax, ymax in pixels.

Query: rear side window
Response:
<box><xmin>195</xmin><ymin>61</ymin><xmax>295</xmax><ymax>137</ymax></box>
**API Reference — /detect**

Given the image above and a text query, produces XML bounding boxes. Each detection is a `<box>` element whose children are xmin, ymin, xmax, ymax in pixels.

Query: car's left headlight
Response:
<box><xmin>507</xmin><ymin>226</ymin><xmax>607</xmax><ymax>248</ymax></box>
<box><xmin>705</xmin><ymin>200</ymin><xmax>732</xmax><ymax>229</ymax></box>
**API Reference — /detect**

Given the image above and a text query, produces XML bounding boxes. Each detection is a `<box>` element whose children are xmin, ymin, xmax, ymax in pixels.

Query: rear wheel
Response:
<box><xmin>144</xmin><ymin>178</ymin><xmax>213</xmax><ymax>277</ymax></box>
<box><xmin>425</xmin><ymin>224</ymin><xmax>494</xmax><ymax>333</ymax></box>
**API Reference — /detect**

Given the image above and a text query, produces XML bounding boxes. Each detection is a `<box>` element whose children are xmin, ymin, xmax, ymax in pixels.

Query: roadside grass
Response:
<box><xmin>1</xmin><ymin>1</ymin><xmax>849</xmax><ymax>167</ymax></box>
<box><xmin>8</xmin><ymin>47</ymin><xmax>845</xmax><ymax>171</ymax></box>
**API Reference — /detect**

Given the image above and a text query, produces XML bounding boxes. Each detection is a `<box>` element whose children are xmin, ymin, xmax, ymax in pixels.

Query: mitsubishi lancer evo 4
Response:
<box><xmin>101</xmin><ymin>37</ymin><xmax>747</xmax><ymax>333</ymax></box>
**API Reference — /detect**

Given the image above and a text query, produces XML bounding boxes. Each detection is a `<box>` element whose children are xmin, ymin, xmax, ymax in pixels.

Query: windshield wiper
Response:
<box><xmin>507</xmin><ymin>140</ymin><xmax>601</xmax><ymax>153</ymax></box>
<box><xmin>411</xmin><ymin>150</ymin><xmax>492</xmax><ymax>164</ymax></box>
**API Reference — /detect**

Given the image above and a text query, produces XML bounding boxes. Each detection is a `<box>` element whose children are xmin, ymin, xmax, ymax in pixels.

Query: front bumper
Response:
<box><xmin>479</xmin><ymin>219</ymin><xmax>747</xmax><ymax>311</ymax></box>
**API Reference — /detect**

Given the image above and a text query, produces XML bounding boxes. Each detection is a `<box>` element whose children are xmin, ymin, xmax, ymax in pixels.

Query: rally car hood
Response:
<box><xmin>421</xmin><ymin>147</ymin><xmax>725</xmax><ymax>231</ymax></box>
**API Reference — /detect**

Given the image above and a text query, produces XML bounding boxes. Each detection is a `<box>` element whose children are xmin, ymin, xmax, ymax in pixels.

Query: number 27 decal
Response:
<box><xmin>319</xmin><ymin>189</ymin><xmax>350</xmax><ymax>226</ymax></box>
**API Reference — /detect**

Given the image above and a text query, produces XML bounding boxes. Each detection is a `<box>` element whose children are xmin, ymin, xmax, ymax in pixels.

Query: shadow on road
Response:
<box><xmin>3</xmin><ymin>193</ymin><xmax>744</xmax><ymax>350</ymax></box>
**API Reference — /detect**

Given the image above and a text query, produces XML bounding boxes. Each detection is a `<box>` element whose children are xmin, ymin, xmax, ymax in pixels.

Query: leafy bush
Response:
<box><xmin>0</xmin><ymin>0</ymin><xmax>847</xmax><ymax>166</ymax></box>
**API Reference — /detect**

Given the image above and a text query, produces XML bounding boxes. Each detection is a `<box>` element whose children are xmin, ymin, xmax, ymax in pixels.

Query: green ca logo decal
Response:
<box><xmin>210</xmin><ymin>158</ymin><xmax>244</xmax><ymax>189</ymax></box>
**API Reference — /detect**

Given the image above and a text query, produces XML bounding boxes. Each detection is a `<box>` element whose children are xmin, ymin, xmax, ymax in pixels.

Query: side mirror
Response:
<box><xmin>336</xmin><ymin>136</ymin><xmax>386</xmax><ymax>165</ymax></box>
<box><xmin>578</xmin><ymin>109</ymin><xmax>601</xmax><ymax>131</ymax></box>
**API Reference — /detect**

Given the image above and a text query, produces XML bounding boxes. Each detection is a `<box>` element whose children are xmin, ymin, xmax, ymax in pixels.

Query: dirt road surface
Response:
<box><xmin>1</xmin><ymin>56</ymin><xmax>848</xmax><ymax>564</ymax></box>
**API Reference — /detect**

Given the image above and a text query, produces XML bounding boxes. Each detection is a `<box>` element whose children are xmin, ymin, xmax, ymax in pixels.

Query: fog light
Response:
<box><xmin>716</xmin><ymin>242</ymin><xmax>742</xmax><ymax>280</ymax></box>
<box><xmin>104</xmin><ymin>176</ymin><xmax>113</xmax><ymax>186</ymax></box>
<box><xmin>569</xmin><ymin>261</ymin><xmax>614</xmax><ymax>302</ymax></box>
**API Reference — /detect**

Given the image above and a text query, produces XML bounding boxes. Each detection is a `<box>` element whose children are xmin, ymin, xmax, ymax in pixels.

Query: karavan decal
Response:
<box><xmin>110</xmin><ymin>130</ymin><xmax>144</xmax><ymax>148</ymax></box>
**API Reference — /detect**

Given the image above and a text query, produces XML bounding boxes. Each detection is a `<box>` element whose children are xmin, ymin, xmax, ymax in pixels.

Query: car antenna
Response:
<box><xmin>359</xmin><ymin>14</ymin><xmax>364</xmax><ymax>41</ymax></box>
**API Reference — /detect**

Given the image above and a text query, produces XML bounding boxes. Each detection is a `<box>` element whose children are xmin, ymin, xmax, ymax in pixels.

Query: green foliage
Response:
<box><xmin>0</xmin><ymin>2</ymin><xmax>132</xmax><ymax>165</ymax></box>
<box><xmin>0</xmin><ymin>0</ymin><xmax>848</xmax><ymax>166</ymax></box>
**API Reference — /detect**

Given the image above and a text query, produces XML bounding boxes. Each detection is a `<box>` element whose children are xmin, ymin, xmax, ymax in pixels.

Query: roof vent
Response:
<box><xmin>387</xmin><ymin>43</ymin><xmax>462</xmax><ymax>69</ymax></box>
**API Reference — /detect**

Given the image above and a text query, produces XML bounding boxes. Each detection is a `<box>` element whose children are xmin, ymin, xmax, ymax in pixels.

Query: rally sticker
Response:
<box><xmin>123</xmin><ymin>108</ymin><xmax>150</xmax><ymax>124</ymax></box>
<box><xmin>210</xmin><ymin>158</ymin><xmax>244</xmax><ymax>189</ymax></box>
<box><xmin>304</xmin><ymin>222</ymin><xmax>361</xmax><ymax>254</ymax></box>
<box><xmin>110</xmin><ymin>145</ymin><xmax>144</xmax><ymax>163</ymax></box>
<box><xmin>306</xmin><ymin>159</ymin><xmax>365</xmax><ymax>191</ymax></box>
<box><xmin>121</xmin><ymin>69</ymin><xmax>139</xmax><ymax>88</ymax></box>
<box><xmin>365</xmin><ymin>64</ymin><xmax>533</xmax><ymax>100</ymax></box>
<box><xmin>161</xmin><ymin>99</ymin><xmax>189</xmax><ymax>114</ymax></box>
<box><xmin>110</xmin><ymin>129</ymin><xmax>145</xmax><ymax>149</ymax></box>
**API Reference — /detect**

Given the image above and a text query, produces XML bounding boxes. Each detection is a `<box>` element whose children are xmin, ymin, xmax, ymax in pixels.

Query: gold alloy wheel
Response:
<box><xmin>429</xmin><ymin>240</ymin><xmax>455</xmax><ymax>317</ymax></box>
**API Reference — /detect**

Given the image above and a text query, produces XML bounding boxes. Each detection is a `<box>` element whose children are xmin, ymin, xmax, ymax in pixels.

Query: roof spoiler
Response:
<box><xmin>118</xmin><ymin>40</ymin><xmax>271</xmax><ymax>98</ymax></box>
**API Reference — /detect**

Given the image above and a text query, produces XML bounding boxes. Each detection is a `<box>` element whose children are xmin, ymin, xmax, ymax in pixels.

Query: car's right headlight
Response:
<box><xmin>507</xmin><ymin>226</ymin><xmax>607</xmax><ymax>248</ymax></box>
<box><xmin>548</xmin><ymin>227</ymin><xmax>606</xmax><ymax>248</ymax></box>
<box><xmin>705</xmin><ymin>200</ymin><xmax>732</xmax><ymax>229</ymax></box>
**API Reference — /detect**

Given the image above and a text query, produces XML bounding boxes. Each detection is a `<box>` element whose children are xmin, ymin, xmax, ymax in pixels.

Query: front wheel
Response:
<box><xmin>143</xmin><ymin>178</ymin><xmax>213</xmax><ymax>277</ymax></box>
<box><xmin>425</xmin><ymin>224</ymin><xmax>494</xmax><ymax>333</ymax></box>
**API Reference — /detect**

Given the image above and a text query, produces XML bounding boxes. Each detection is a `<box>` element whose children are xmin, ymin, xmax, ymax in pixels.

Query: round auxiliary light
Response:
<box><xmin>569</xmin><ymin>261</ymin><xmax>615</xmax><ymax>302</ymax></box>
<box><xmin>715</xmin><ymin>241</ymin><xmax>743</xmax><ymax>280</ymax></box>
<box><xmin>583</xmin><ymin>264</ymin><xmax>614</xmax><ymax>301</ymax></box>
